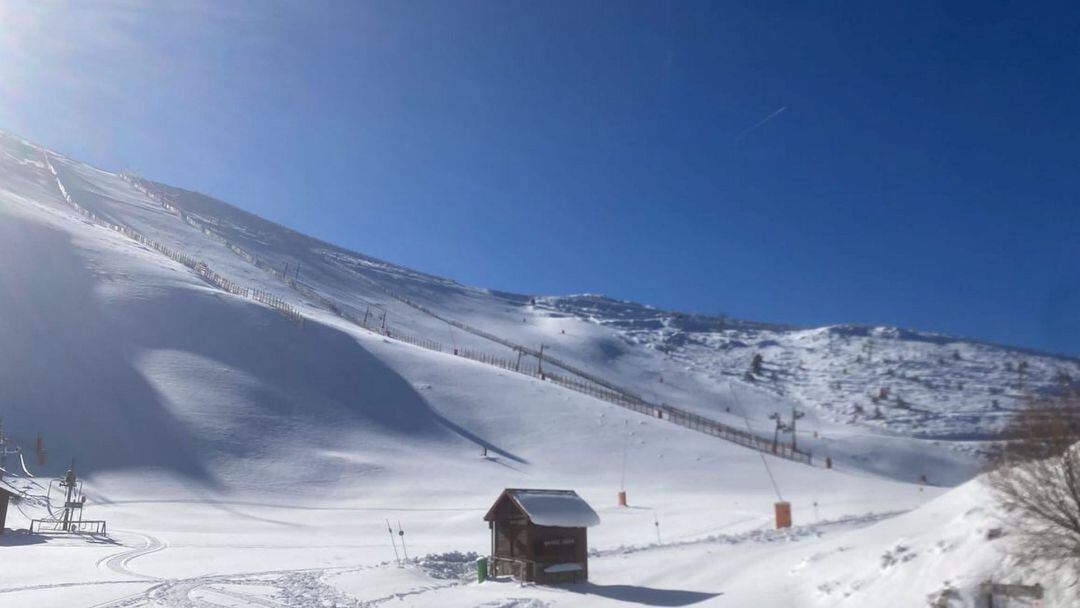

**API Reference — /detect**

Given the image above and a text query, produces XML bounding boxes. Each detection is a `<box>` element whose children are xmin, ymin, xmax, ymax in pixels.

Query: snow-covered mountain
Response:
<box><xmin>128</xmin><ymin>165</ymin><xmax>1077</xmax><ymax>435</ymax></box>
<box><xmin>0</xmin><ymin>129</ymin><xmax>1070</xmax><ymax>607</ymax></box>
<box><xmin>138</xmin><ymin>169</ymin><xmax>1080</xmax><ymax>449</ymax></box>
<box><xmin>542</xmin><ymin>294</ymin><xmax>1078</xmax><ymax>436</ymax></box>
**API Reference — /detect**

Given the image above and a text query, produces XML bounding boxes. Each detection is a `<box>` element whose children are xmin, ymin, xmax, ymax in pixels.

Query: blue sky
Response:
<box><xmin>1</xmin><ymin>1</ymin><xmax>1077</xmax><ymax>355</ymax></box>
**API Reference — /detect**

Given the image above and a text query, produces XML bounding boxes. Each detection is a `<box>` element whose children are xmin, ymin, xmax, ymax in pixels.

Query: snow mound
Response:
<box><xmin>800</xmin><ymin>477</ymin><xmax>1068</xmax><ymax>606</ymax></box>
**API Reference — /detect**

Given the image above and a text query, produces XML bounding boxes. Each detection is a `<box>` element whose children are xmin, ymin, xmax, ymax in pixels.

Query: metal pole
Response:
<box><xmin>620</xmin><ymin>419</ymin><xmax>629</xmax><ymax>492</ymax></box>
<box><xmin>62</xmin><ymin>463</ymin><xmax>76</xmax><ymax>531</ymax></box>
<box><xmin>397</xmin><ymin>520</ymin><xmax>409</xmax><ymax>562</ymax></box>
<box><xmin>791</xmin><ymin>408</ymin><xmax>805</xmax><ymax>451</ymax></box>
<box><xmin>386</xmin><ymin>519</ymin><xmax>401</xmax><ymax>567</ymax></box>
<box><xmin>769</xmin><ymin>413</ymin><xmax>781</xmax><ymax>453</ymax></box>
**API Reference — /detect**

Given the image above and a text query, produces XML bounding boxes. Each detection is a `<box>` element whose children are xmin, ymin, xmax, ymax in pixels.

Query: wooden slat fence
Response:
<box><xmin>45</xmin><ymin>156</ymin><xmax>302</xmax><ymax>325</ymax></box>
<box><xmin>125</xmin><ymin>175</ymin><xmax>812</xmax><ymax>466</ymax></box>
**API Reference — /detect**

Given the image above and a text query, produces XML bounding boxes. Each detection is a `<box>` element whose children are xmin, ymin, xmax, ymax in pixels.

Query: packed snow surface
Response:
<box><xmin>0</xmin><ymin>129</ymin><xmax>1073</xmax><ymax>606</ymax></box>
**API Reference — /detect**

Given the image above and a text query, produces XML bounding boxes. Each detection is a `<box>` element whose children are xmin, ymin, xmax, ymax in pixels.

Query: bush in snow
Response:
<box><xmin>987</xmin><ymin>386</ymin><xmax>1080</xmax><ymax>585</ymax></box>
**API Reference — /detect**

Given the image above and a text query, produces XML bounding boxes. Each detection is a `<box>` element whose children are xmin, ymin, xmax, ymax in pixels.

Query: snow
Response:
<box><xmin>543</xmin><ymin>563</ymin><xmax>584</xmax><ymax>573</ymax></box>
<box><xmin>0</xmin><ymin>128</ymin><xmax>1072</xmax><ymax>606</ymax></box>
<box><xmin>502</xmin><ymin>489</ymin><xmax>601</xmax><ymax>528</ymax></box>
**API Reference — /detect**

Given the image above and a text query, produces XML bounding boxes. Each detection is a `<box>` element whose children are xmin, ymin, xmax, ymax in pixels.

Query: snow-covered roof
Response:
<box><xmin>485</xmin><ymin>489</ymin><xmax>601</xmax><ymax>528</ymax></box>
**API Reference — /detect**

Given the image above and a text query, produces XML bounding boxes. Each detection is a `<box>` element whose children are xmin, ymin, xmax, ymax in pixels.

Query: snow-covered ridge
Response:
<box><xmin>139</xmin><ymin>175</ymin><xmax>1078</xmax><ymax>442</ymax></box>
<box><xmin>9</xmin><ymin>128</ymin><xmax>1078</xmax><ymax>452</ymax></box>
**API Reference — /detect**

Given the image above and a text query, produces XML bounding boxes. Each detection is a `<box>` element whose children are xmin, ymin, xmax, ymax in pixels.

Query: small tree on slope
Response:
<box><xmin>987</xmin><ymin>387</ymin><xmax>1080</xmax><ymax>583</ymax></box>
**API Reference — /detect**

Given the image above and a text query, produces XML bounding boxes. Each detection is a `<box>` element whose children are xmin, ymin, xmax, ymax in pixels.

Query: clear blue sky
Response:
<box><xmin>1</xmin><ymin>1</ymin><xmax>1077</xmax><ymax>355</ymax></box>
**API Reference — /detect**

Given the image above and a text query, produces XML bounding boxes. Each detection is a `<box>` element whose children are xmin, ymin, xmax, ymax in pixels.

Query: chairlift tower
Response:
<box><xmin>59</xmin><ymin>465</ymin><xmax>82</xmax><ymax>531</ymax></box>
<box><xmin>768</xmin><ymin>413</ymin><xmax>787</xmax><ymax>454</ymax></box>
<box><xmin>30</xmin><ymin>463</ymin><xmax>107</xmax><ymax>535</ymax></box>
<box><xmin>790</xmin><ymin>408</ymin><xmax>806</xmax><ymax>451</ymax></box>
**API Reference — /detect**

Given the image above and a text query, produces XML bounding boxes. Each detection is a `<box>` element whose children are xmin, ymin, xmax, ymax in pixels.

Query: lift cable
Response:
<box><xmin>728</xmin><ymin>382</ymin><xmax>784</xmax><ymax>502</ymax></box>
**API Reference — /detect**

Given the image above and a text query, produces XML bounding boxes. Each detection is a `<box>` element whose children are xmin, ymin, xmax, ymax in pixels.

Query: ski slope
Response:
<box><xmin>0</xmin><ymin>129</ymin><xmax>1068</xmax><ymax>606</ymax></box>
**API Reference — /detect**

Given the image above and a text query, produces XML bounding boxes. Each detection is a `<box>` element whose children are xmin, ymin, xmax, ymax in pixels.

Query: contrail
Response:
<box><xmin>737</xmin><ymin>106</ymin><xmax>787</xmax><ymax>139</ymax></box>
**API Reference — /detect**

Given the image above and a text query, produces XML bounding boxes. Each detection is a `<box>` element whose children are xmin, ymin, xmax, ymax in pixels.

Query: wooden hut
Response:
<box><xmin>483</xmin><ymin>488</ymin><xmax>600</xmax><ymax>583</ymax></box>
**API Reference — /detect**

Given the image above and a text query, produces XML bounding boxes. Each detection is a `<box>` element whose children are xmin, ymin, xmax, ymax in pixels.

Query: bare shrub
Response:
<box><xmin>987</xmin><ymin>386</ymin><xmax>1080</xmax><ymax>579</ymax></box>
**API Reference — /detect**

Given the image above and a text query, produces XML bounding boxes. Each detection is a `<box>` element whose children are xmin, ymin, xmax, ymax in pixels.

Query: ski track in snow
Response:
<box><xmin>77</xmin><ymin>510</ymin><xmax>898</xmax><ymax>607</ymax></box>
<box><xmin>85</xmin><ymin>564</ymin><xmax>390</xmax><ymax>608</ymax></box>
<box><xmin>99</xmin><ymin>531</ymin><xmax>170</xmax><ymax>580</ymax></box>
